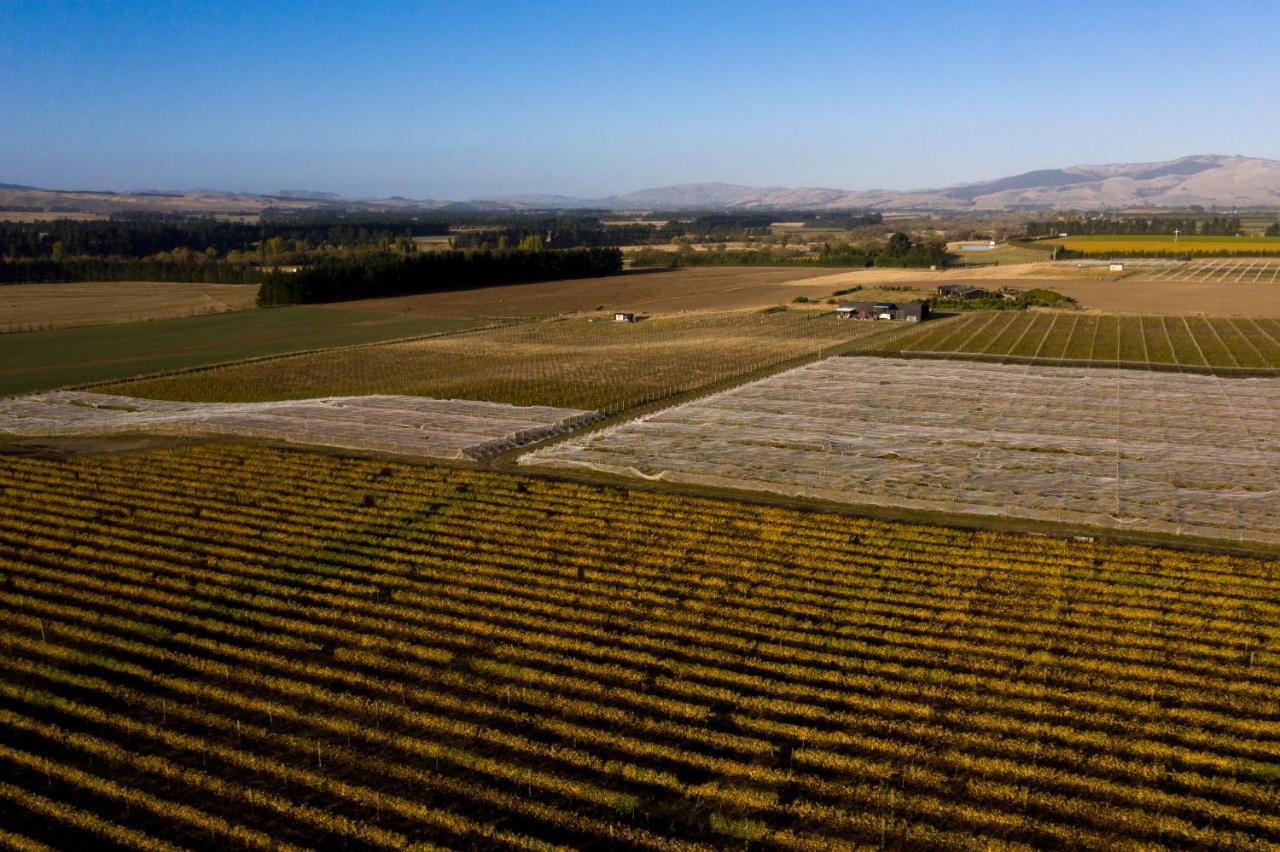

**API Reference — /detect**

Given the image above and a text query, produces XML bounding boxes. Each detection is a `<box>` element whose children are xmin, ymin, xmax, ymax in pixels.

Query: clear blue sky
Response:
<box><xmin>3</xmin><ymin>0</ymin><xmax>1278</xmax><ymax>198</ymax></box>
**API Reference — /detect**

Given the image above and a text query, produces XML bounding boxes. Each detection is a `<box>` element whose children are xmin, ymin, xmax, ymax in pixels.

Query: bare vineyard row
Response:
<box><xmin>1137</xmin><ymin>259</ymin><xmax>1280</xmax><ymax>283</ymax></box>
<box><xmin>1</xmin><ymin>445</ymin><xmax>1277</xmax><ymax>850</ymax></box>
<box><xmin>889</xmin><ymin>312</ymin><xmax>1280</xmax><ymax>368</ymax></box>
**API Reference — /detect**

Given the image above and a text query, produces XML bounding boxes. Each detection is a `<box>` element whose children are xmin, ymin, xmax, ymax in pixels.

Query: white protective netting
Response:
<box><xmin>522</xmin><ymin>357</ymin><xmax>1280</xmax><ymax>544</ymax></box>
<box><xmin>0</xmin><ymin>391</ymin><xmax>600</xmax><ymax>460</ymax></box>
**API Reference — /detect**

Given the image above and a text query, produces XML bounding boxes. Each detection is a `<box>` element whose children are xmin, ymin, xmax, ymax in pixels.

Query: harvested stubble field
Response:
<box><xmin>891</xmin><ymin>311</ymin><xmax>1280</xmax><ymax>366</ymax></box>
<box><xmin>106</xmin><ymin>309</ymin><xmax>937</xmax><ymax>413</ymax></box>
<box><xmin>0</xmin><ymin>281</ymin><xmax>259</xmax><ymax>332</ymax></box>
<box><xmin>0</xmin><ymin>392</ymin><xmax>595</xmax><ymax>460</ymax></box>
<box><xmin>1</xmin><ymin>443</ymin><xmax>1278</xmax><ymax>849</ymax></box>
<box><xmin>525</xmin><ymin>356</ymin><xmax>1280</xmax><ymax>545</ymax></box>
<box><xmin>328</xmin><ymin>266</ymin><xmax>854</xmax><ymax>318</ymax></box>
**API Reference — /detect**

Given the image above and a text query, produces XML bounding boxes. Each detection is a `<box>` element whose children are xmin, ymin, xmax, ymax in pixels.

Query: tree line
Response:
<box><xmin>257</xmin><ymin>248</ymin><xmax>622</xmax><ymax>306</ymax></box>
<box><xmin>0</xmin><ymin>257</ymin><xmax>266</xmax><ymax>284</ymax></box>
<box><xmin>0</xmin><ymin>219</ymin><xmax>448</xmax><ymax>260</ymax></box>
<box><xmin>630</xmin><ymin>232</ymin><xmax>944</xmax><ymax>269</ymax></box>
<box><xmin>1051</xmin><ymin>248</ymin><xmax>1280</xmax><ymax>260</ymax></box>
<box><xmin>1022</xmin><ymin>216</ymin><xmax>1243</xmax><ymax>238</ymax></box>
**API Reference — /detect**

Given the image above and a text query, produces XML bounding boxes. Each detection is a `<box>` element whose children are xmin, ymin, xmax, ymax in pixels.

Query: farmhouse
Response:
<box><xmin>937</xmin><ymin>284</ymin><xmax>993</xmax><ymax>300</ymax></box>
<box><xmin>613</xmin><ymin>311</ymin><xmax>635</xmax><ymax>323</ymax></box>
<box><xmin>836</xmin><ymin>301</ymin><xmax>929</xmax><ymax>322</ymax></box>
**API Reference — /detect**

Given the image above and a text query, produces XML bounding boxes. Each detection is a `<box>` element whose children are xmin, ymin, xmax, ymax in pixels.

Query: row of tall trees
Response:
<box><xmin>0</xmin><ymin>257</ymin><xmax>266</xmax><ymax>284</ymax></box>
<box><xmin>631</xmin><ymin>232</ymin><xmax>944</xmax><ymax>270</ymax></box>
<box><xmin>1022</xmin><ymin>216</ymin><xmax>1243</xmax><ymax>238</ymax></box>
<box><xmin>0</xmin><ymin>219</ymin><xmax>445</xmax><ymax>260</ymax></box>
<box><xmin>257</xmin><ymin>248</ymin><xmax>623</xmax><ymax>306</ymax></box>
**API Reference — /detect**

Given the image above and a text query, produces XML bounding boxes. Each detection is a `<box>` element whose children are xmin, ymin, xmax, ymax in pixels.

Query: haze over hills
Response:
<box><xmin>527</xmin><ymin>155</ymin><xmax>1280</xmax><ymax>210</ymax></box>
<box><xmin>5</xmin><ymin>155</ymin><xmax>1280</xmax><ymax>215</ymax></box>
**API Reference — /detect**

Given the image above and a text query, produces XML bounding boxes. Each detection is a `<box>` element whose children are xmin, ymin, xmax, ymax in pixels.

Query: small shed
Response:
<box><xmin>613</xmin><ymin>311</ymin><xmax>635</xmax><ymax>323</ymax></box>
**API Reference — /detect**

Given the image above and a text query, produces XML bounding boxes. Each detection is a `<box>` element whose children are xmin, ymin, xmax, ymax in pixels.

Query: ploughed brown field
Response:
<box><xmin>325</xmin><ymin>267</ymin><xmax>856</xmax><ymax>318</ymax></box>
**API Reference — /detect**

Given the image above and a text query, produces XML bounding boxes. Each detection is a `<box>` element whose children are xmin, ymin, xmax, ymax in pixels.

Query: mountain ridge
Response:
<box><xmin>5</xmin><ymin>154</ymin><xmax>1280</xmax><ymax>213</ymax></box>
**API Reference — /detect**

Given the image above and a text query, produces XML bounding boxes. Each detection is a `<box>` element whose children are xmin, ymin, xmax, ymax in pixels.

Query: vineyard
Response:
<box><xmin>525</xmin><ymin>356</ymin><xmax>1280</xmax><ymax>545</ymax></box>
<box><xmin>1</xmin><ymin>444</ymin><xmax>1278</xmax><ymax>849</ymax></box>
<box><xmin>1050</xmin><ymin>235</ymin><xmax>1280</xmax><ymax>256</ymax></box>
<box><xmin>103</xmin><ymin>309</ymin><xmax>940</xmax><ymax>413</ymax></box>
<box><xmin>0</xmin><ymin>392</ymin><xmax>596</xmax><ymax>460</ymax></box>
<box><xmin>1132</xmin><ymin>258</ymin><xmax>1280</xmax><ymax>283</ymax></box>
<box><xmin>889</xmin><ymin>311</ymin><xmax>1280</xmax><ymax>368</ymax></box>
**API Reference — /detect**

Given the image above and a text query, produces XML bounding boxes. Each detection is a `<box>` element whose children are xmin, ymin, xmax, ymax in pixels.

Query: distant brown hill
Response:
<box><xmin>6</xmin><ymin>154</ymin><xmax>1280</xmax><ymax>214</ymax></box>
<box><xmin>572</xmin><ymin>155</ymin><xmax>1280</xmax><ymax>210</ymax></box>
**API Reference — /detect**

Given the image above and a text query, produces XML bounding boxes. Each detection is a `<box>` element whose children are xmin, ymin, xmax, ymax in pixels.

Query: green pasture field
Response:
<box><xmin>0</xmin><ymin>308</ymin><xmax>484</xmax><ymax>397</ymax></box>
<box><xmin>885</xmin><ymin>310</ymin><xmax>1280</xmax><ymax>368</ymax></box>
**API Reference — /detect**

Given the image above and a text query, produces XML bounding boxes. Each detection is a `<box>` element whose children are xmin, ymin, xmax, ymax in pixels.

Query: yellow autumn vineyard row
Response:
<box><xmin>4</xmin><ymin>527</ymin><xmax>1274</xmax><ymax>773</ymax></box>
<box><xmin>1</xmin><ymin>444</ymin><xmax>1278</xmax><ymax>850</ymax></box>
<box><xmin>5</xmin><ymin>562</ymin><xmax>1274</xmax><ymax>834</ymax></box>
<box><xmin>6</xmin><ymin>474</ymin><xmax>1275</xmax><ymax>659</ymax></box>
<box><xmin>5</xmin><ymin>481</ymin><xmax>1274</xmax><ymax>731</ymax></box>
<box><xmin>5</xmin><ymin>504</ymin><xmax>1274</xmax><ymax>762</ymax></box>
<box><xmin>7</xmin><ymin>445</ymin><xmax>1269</xmax><ymax>596</ymax></box>
<box><xmin>5</xmin><ymin>505</ymin><xmax>1274</xmax><ymax>755</ymax></box>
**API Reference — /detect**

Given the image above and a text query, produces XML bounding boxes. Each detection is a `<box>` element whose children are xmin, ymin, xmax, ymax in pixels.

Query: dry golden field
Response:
<box><xmin>0</xmin><ymin>211</ymin><xmax>109</xmax><ymax>222</ymax></box>
<box><xmin>0</xmin><ymin>282</ymin><xmax>260</xmax><ymax>331</ymax></box>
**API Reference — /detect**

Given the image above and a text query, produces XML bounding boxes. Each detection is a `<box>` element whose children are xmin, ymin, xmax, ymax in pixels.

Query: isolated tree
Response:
<box><xmin>886</xmin><ymin>231</ymin><xmax>912</xmax><ymax>256</ymax></box>
<box><xmin>1266</xmin><ymin>223</ymin><xmax>1280</xmax><ymax>237</ymax></box>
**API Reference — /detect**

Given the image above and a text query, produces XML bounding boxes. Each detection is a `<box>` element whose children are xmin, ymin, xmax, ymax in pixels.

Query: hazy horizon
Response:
<box><xmin>2</xmin><ymin>153</ymin><xmax>1267</xmax><ymax>202</ymax></box>
<box><xmin>4</xmin><ymin>0</ymin><xmax>1279</xmax><ymax>198</ymax></box>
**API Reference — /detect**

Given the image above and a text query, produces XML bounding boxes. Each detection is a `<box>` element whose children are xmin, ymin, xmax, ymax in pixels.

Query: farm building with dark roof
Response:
<box><xmin>936</xmin><ymin>284</ymin><xmax>993</xmax><ymax>299</ymax></box>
